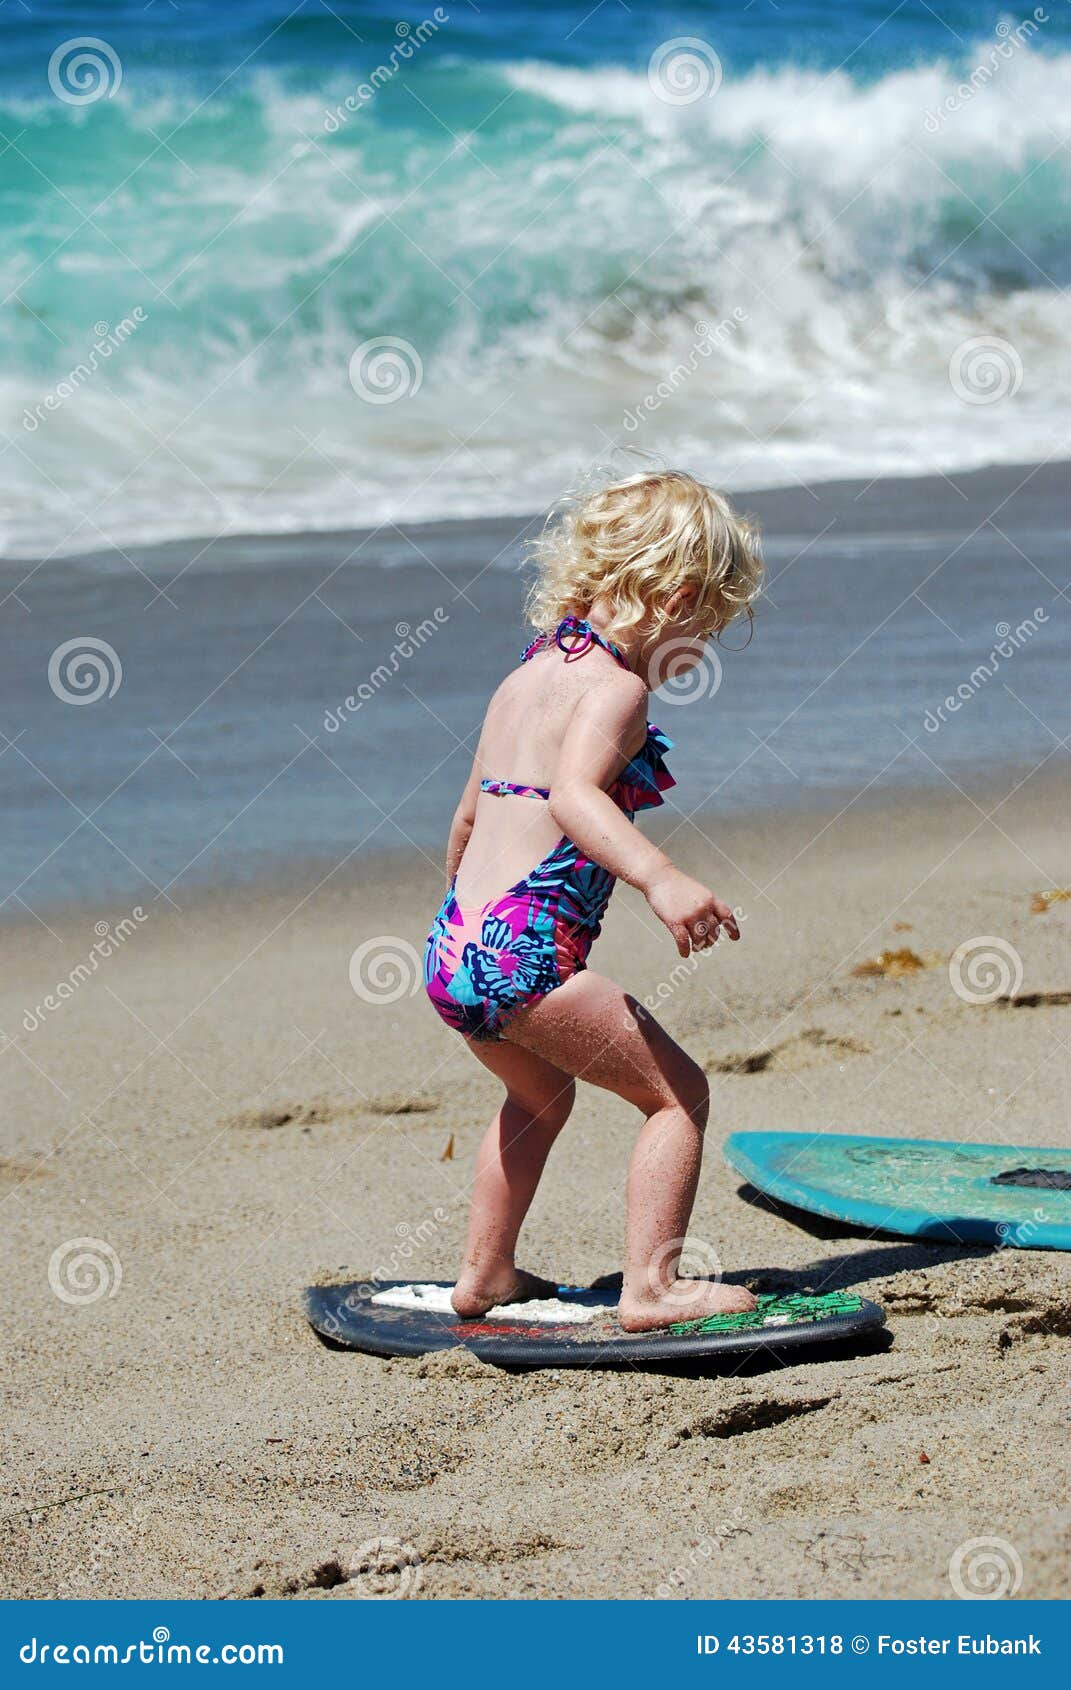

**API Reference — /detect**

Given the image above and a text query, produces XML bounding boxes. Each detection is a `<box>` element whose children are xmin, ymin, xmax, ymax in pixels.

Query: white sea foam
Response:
<box><xmin>6</xmin><ymin>47</ymin><xmax>1070</xmax><ymax>557</ymax></box>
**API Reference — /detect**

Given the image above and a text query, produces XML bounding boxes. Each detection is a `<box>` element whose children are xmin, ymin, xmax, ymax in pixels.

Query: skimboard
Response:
<box><xmin>724</xmin><ymin>1131</ymin><xmax>1071</xmax><ymax>1250</ymax></box>
<box><xmin>304</xmin><ymin>1278</ymin><xmax>885</xmax><ymax>1368</ymax></box>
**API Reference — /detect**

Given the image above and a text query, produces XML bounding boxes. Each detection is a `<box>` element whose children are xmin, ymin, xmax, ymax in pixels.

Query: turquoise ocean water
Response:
<box><xmin>3</xmin><ymin>0</ymin><xmax>1070</xmax><ymax>555</ymax></box>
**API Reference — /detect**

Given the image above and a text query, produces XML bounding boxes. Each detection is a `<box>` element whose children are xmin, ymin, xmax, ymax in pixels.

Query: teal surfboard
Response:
<box><xmin>724</xmin><ymin>1132</ymin><xmax>1071</xmax><ymax>1250</ymax></box>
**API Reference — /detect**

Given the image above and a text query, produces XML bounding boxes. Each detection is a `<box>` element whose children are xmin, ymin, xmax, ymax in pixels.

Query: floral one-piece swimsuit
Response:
<box><xmin>423</xmin><ymin>615</ymin><xmax>674</xmax><ymax>1042</ymax></box>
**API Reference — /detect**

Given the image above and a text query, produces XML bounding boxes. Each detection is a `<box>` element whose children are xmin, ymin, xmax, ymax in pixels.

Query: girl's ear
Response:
<box><xmin>664</xmin><ymin>583</ymin><xmax>698</xmax><ymax>620</ymax></box>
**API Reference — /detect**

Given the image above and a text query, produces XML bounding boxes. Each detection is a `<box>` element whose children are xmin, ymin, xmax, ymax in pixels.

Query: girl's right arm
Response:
<box><xmin>548</xmin><ymin>679</ymin><xmax>739</xmax><ymax>957</ymax></box>
<box><xmin>444</xmin><ymin>745</ymin><xmax>484</xmax><ymax>880</ymax></box>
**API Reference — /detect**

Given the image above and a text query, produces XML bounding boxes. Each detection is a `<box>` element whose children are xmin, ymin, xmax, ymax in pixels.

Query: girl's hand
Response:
<box><xmin>644</xmin><ymin>867</ymin><xmax>740</xmax><ymax>957</ymax></box>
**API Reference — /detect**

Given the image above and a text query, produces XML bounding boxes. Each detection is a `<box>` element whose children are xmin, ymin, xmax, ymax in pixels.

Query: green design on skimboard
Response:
<box><xmin>670</xmin><ymin>1290</ymin><xmax>864</xmax><ymax>1336</ymax></box>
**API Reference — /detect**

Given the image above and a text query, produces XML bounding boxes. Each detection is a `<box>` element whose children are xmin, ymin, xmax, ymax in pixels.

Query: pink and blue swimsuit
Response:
<box><xmin>423</xmin><ymin>616</ymin><xmax>674</xmax><ymax>1042</ymax></box>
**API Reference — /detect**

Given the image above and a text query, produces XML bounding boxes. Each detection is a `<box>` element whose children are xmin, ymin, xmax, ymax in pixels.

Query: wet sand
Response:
<box><xmin>6</xmin><ymin>456</ymin><xmax>1068</xmax><ymax>912</ymax></box>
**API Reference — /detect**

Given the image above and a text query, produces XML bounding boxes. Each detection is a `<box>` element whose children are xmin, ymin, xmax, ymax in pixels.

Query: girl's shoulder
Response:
<box><xmin>567</xmin><ymin>663</ymin><xmax>648</xmax><ymax>734</ymax></box>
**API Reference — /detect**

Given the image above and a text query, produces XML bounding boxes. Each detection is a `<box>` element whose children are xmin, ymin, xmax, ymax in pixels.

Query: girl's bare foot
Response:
<box><xmin>451</xmin><ymin>1266</ymin><xmax>559</xmax><ymax>1318</ymax></box>
<box><xmin>617</xmin><ymin>1280</ymin><xmax>757</xmax><ymax>1333</ymax></box>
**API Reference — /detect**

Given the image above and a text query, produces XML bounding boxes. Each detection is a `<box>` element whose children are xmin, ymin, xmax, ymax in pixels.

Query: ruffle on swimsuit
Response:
<box><xmin>423</xmin><ymin>617</ymin><xmax>674</xmax><ymax>1042</ymax></box>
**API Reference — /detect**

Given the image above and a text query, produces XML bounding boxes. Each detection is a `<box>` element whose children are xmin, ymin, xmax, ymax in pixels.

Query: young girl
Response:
<box><xmin>424</xmin><ymin>470</ymin><xmax>763</xmax><ymax>1332</ymax></box>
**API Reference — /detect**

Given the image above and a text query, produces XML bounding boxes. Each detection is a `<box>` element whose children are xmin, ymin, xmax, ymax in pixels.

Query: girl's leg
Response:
<box><xmin>507</xmin><ymin>970</ymin><xmax>756</xmax><ymax>1331</ymax></box>
<box><xmin>451</xmin><ymin>1038</ymin><xmax>576</xmax><ymax>1317</ymax></box>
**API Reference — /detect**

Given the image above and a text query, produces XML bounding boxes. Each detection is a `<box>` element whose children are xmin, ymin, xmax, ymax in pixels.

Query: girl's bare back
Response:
<box><xmin>453</xmin><ymin>639</ymin><xmax>645</xmax><ymax>910</ymax></box>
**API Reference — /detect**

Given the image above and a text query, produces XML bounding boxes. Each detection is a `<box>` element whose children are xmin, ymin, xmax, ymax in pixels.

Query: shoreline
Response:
<box><xmin>5</xmin><ymin>454</ymin><xmax>1068</xmax><ymax>572</ymax></box>
<box><xmin>7</xmin><ymin>452</ymin><xmax>1066</xmax><ymax>917</ymax></box>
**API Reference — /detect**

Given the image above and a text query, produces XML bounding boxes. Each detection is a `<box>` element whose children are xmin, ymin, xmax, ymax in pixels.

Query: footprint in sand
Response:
<box><xmin>362</xmin><ymin>1091</ymin><xmax>439</xmax><ymax>1116</ymax></box>
<box><xmin>228</xmin><ymin>1093</ymin><xmax>440</xmax><ymax>1131</ymax></box>
<box><xmin>0</xmin><ymin>1159</ymin><xmax>51</xmax><ymax>1191</ymax></box>
<box><xmin>705</xmin><ymin>1028</ymin><xmax>869</xmax><ymax>1077</ymax></box>
<box><xmin>996</xmin><ymin>990</ymin><xmax>1071</xmax><ymax>1009</ymax></box>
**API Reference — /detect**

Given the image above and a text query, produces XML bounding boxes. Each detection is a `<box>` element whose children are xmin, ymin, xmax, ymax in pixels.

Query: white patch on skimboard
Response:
<box><xmin>369</xmin><ymin>1282</ymin><xmax>607</xmax><ymax>1324</ymax></box>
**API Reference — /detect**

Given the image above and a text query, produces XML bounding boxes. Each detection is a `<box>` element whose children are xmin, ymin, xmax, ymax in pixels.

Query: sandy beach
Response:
<box><xmin>6</xmin><ymin>0</ymin><xmax>1071</xmax><ymax>1632</ymax></box>
<box><xmin>4</xmin><ymin>770</ymin><xmax>1069</xmax><ymax>1601</ymax></box>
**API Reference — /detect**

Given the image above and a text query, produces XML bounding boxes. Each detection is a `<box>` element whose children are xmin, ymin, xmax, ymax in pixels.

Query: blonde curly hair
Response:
<box><xmin>525</xmin><ymin>469</ymin><xmax>762</xmax><ymax>644</ymax></box>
